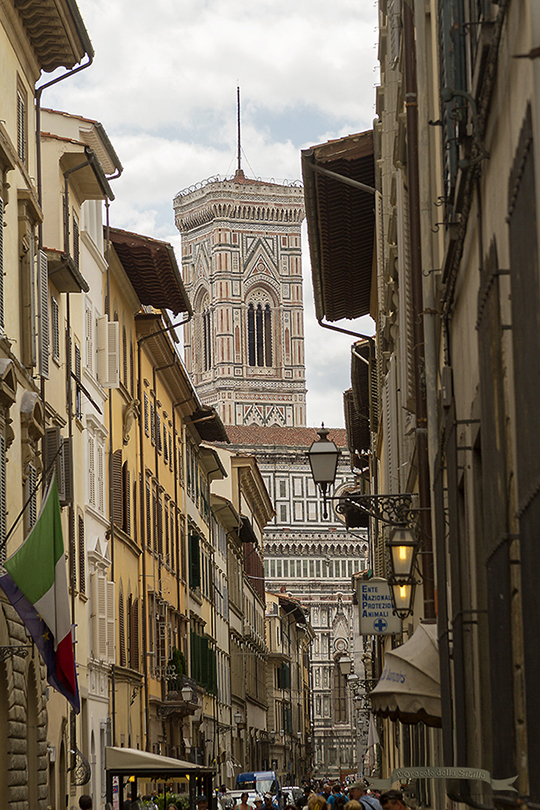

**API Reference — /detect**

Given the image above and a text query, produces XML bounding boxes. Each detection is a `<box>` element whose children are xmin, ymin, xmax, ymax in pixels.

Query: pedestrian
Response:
<box><xmin>379</xmin><ymin>790</ymin><xmax>407</xmax><ymax>810</ymax></box>
<box><xmin>346</xmin><ymin>782</ymin><xmax>383</xmax><ymax>810</ymax></box>
<box><xmin>263</xmin><ymin>794</ymin><xmax>274</xmax><ymax>810</ymax></box>
<box><xmin>307</xmin><ymin>793</ymin><xmax>327</xmax><ymax>810</ymax></box>
<box><xmin>254</xmin><ymin>796</ymin><xmax>264</xmax><ymax>810</ymax></box>
<box><xmin>79</xmin><ymin>797</ymin><xmax>93</xmax><ymax>810</ymax></box>
<box><xmin>236</xmin><ymin>792</ymin><xmax>251</xmax><ymax>810</ymax></box>
<box><xmin>328</xmin><ymin>785</ymin><xmax>344</xmax><ymax>809</ymax></box>
<box><xmin>320</xmin><ymin>784</ymin><xmax>332</xmax><ymax>801</ymax></box>
<box><xmin>197</xmin><ymin>795</ymin><xmax>210</xmax><ymax>810</ymax></box>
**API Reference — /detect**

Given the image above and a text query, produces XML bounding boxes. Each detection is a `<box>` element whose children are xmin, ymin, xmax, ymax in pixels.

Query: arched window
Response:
<box><xmin>247</xmin><ymin>299</ymin><xmax>272</xmax><ymax>367</ymax></box>
<box><xmin>201</xmin><ymin>301</ymin><xmax>212</xmax><ymax>372</ymax></box>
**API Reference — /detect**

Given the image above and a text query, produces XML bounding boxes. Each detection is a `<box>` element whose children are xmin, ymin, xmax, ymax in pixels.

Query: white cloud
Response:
<box><xmin>45</xmin><ymin>0</ymin><xmax>378</xmax><ymax>428</ymax></box>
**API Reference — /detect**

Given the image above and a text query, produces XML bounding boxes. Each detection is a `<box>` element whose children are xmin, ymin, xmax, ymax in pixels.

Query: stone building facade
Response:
<box><xmin>174</xmin><ymin>168</ymin><xmax>368</xmax><ymax>780</ymax></box>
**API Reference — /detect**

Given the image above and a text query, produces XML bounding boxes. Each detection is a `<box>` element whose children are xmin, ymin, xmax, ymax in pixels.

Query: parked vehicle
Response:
<box><xmin>235</xmin><ymin>773</ymin><xmax>282</xmax><ymax>809</ymax></box>
<box><xmin>282</xmin><ymin>787</ymin><xmax>303</xmax><ymax>807</ymax></box>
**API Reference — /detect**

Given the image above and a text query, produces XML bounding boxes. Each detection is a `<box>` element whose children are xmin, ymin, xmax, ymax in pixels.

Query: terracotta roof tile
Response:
<box><xmin>222</xmin><ymin>424</ymin><xmax>348</xmax><ymax>449</ymax></box>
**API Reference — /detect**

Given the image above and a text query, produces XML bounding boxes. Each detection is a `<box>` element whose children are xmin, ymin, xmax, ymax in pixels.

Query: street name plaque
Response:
<box><xmin>366</xmin><ymin>766</ymin><xmax>518</xmax><ymax>792</ymax></box>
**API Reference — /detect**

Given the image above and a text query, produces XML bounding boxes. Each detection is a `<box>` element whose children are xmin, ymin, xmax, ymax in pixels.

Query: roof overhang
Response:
<box><xmin>105</xmin><ymin>745</ymin><xmax>214</xmax><ymax>777</ymax></box>
<box><xmin>110</xmin><ymin>228</ymin><xmax>192</xmax><ymax>316</ymax></box>
<box><xmin>59</xmin><ymin>146</ymin><xmax>115</xmax><ymax>201</ymax></box>
<box><xmin>370</xmin><ymin>622</ymin><xmax>442</xmax><ymax>727</ymax></box>
<box><xmin>187</xmin><ymin>408</ymin><xmax>229</xmax><ymax>444</ymax></box>
<box><xmin>15</xmin><ymin>0</ymin><xmax>93</xmax><ymax>73</ymax></box>
<box><xmin>45</xmin><ymin>249</ymin><xmax>89</xmax><ymax>292</ymax></box>
<box><xmin>302</xmin><ymin>130</ymin><xmax>376</xmax><ymax>322</ymax></box>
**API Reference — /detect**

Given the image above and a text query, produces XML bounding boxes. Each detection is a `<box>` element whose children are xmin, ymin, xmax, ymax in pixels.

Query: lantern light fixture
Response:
<box><xmin>307</xmin><ymin>425</ymin><xmax>341</xmax><ymax>519</ymax></box>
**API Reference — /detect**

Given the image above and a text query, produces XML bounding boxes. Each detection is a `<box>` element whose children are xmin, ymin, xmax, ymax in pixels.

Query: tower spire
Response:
<box><xmin>237</xmin><ymin>85</ymin><xmax>242</xmax><ymax>175</ymax></box>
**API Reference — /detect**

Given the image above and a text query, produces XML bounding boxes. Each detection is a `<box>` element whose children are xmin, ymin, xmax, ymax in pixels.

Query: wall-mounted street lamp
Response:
<box><xmin>307</xmin><ymin>425</ymin><xmax>341</xmax><ymax>519</ymax></box>
<box><xmin>386</xmin><ymin>527</ymin><xmax>420</xmax><ymax>619</ymax></box>
<box><xmin>308</xmin><ymin>422</ymin><xmax>422</xmax><ymax>620</ymax></box>
<box><xmin>279</xmin><ymin>729</ymin><xmax>285</xmax><ymax>738</ymax></box>
<box><xmin>270</xmin><ymin>730</ymin><xmax>276</xmax><ymax>743</ymax></box>
<box><xmin>181</xmin><ymin>684</ymin><xmax>195</xmax><ymax>703</ymax></box>
<box><xmin>338</xmin><ymin>655</ymin><xmax>352</xmax><ymax>677</ymax></box>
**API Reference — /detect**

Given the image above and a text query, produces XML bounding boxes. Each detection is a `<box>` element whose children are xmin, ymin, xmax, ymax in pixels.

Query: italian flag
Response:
<box><xmin>0</xmin><ymin>477</ymin><xmax>80</xmax><ymax>712</ymax></box>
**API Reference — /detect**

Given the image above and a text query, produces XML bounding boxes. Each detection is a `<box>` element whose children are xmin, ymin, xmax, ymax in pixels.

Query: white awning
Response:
<box><xmin>105</xmin><ymin>746</ymin><xmax>212</xmax><ymax>776</ymax></box>
<box><xmin>370</xmin><ymin>622</ymin><xmax>441</xmax><ymax>727</ymax></box>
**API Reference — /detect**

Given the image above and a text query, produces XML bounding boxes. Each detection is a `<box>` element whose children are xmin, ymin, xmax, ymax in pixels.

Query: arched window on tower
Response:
<box><xmin>247</xmin><ymin>300</ymin><xmax>272</xmax><ymax>367</ymax></box>
<box><xmin>201</xmin><ymin>301</ymin><xmax>212</xmax><ymax>372</ymax></box>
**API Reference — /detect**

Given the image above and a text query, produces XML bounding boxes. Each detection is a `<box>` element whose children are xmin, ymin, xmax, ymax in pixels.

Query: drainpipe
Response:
<box><xmin>35</xmin><ymin>53</ymin><xmax>94</xmax><ymax>247</ymax></box>
<box><xmin>402</xmin><ymin>0</ymin><xmax>435</xmax><ymax>619</ymax></box>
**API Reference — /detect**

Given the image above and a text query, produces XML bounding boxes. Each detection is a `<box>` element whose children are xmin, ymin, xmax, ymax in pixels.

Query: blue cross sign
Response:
<box><xmin>373</xmin><ymin>618</ymin><xmax>388</xmax><ymax>632</ymax></box>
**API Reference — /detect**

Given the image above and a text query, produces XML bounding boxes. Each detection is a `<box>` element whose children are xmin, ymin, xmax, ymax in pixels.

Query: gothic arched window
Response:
<box><xmin>247</xmin><ymin>300</ymin><xmax>272</xmax><ymax>367</ymax></box>
<box><xmin>199</xmin><ymin>297</ymin><xmax>212</xmax><ymax>372</ymax></box>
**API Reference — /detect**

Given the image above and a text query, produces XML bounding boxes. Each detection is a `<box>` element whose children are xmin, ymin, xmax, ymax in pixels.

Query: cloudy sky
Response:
<box><xmin>45</xmin><ymin>0</ymin><xmax>378</xmax><ymax>428</ymax></box>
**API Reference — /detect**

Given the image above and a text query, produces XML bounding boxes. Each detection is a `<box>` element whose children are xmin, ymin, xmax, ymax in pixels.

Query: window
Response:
<box><xmin>85</xmin><ymin>306</ymin><xmax>94</xmax><ymax>374</ymax></box>
<box><xmin>247</xmin><ymin>299</ymin><xmax>273</xmax><ymax>367</ymax></box>
<box><xmin>17</xmin><ymin>87</ymin><xmax>27</xmax><ymax>165</ymax></box>
<box><xmin>72</xmin><ymin>213</ymin><xmax>80</xmax><ymax>271</ymax></box>
<box><xmin>25</xmin><ymin>463</ymin><xmax>37</xmax><ymax>535</ymax></box>
<box><xmin>202</xmin><ymin>303</ymin><xmax>212</xmax><ymax>372</ymax></box>
<box><xmin>51</xmin><ymin>297</ymin><xmax>60</xmax><ymax>362</ymax></box>
<box><xmin>78</xmin><ymin>514</ymin><xmax>86</xmax><ymax>595</ymax></box>
<box><xmin>74</xmin><ymin>344</ymin><xmax>82</xmax><ymax>419</ymax></box>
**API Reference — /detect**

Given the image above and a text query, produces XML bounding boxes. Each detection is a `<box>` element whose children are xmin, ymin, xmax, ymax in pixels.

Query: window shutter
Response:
<box><xmin>25</xmin><ymin>463</ymin><xmax>37</xmax><ymax>534</ymax></box>
<box><xmin>17</xmin><ymin>91</ymin><xmax>26</xmax><ymax>164</ymax></box>
<box><xmin>118</xmin><ymin>590</ymin><xmax>126</xmax><ymax>667</ymax></box>
<box><xmin>44</xmin><ymin>426</ymin><xmax>61</xmax><ymax>487</ymax></box>
<box><xmin>97</xmin><ymin>442</ymin><xmax>104</xmax><ymax>513</ymax></box>
<box><xmin>146</xmin><ymin>479</ymin><xmax>151</xmax><ymax>548</ymax></box>
<box><xmin>88</xmin><ymin>435</ymin><xmax>95</xmax><ymax>506</ymax></box>
<box><xmin>75</xmin><ymin>344</ymin><xmax>82</xmax><ymax>418</ymax></box>
<box><xmin>96</xmin><ymin>316</ymin><xmax>120</xmax><ymax>388</ymax></box>
<box><xmin>59</xmin><ymin>437</ymin><xmax>73</xmax><ymax>506</ymax></box>
<box><xmin>106</xmin><ymin>580</ymin><xmax>115</xmax><ymax>664</ymax></box>
<box><xmin>131</xmin><ymin>597</ymin><xmax>139</xmax><ymax>670</ymax></box>
<box><xmin>112</xmin><ymin>449</ymin><xmax>123</xmax><ymax>528</ymax></box>
<box><xmin>78</xmin><ymin>514</ymin><xmax>86</xmax><ymax>595</ymax></box>
<box><xmin>144</xmin><ymin>392</ymin><xmax>149</xmax><ymax>434</ymax></box>
<box><xmin>69</xmin><ymin>508</ymin><xmax>76</xmax><ymax>591</ymax></box>
<box><xmin>124</xmin><ymin>466</ymin><xmax>131</xmax><ymax>535</ymax></box>
<box><xmin>189</xmin><ymin>533</ymin><xmax>201</xmax><ymax>589</ymax></box>
<box><xmin>37</xmin><ymin>249</ymin><xmax>49</xmax><ymax>379</ymax></box>
<box><xmin>85</xmin><ymin>306</ymin><xmax>94</xmax><ymax>374</ymax></box>
<box><xmin>72</xmin><ymin>214</ymin><xmax>80</xmax><ymax>271</ymax></box>
<box><xmin>51</xmin><ymin>297</ymin><xmax>60</xmax><ymax>361</ymax></box>
<box><xmin>150</xmin><ymin>402</ymin><xmax>155</xmax><ymax>444</ymax></box>
<box><xmin>396</xmin><ymin>174</ymin><xmax>416</xmax><ymax>413</ymax></box>
<box><xmin>388</xmin><ymin>0</ymin><xmax>401</xmax><ymax>67</ymax></box>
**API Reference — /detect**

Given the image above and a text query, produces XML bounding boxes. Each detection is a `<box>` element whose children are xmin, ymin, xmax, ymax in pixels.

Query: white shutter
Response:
<box><xmin>85</xmin><ymin>306</ymin><xmax>94</xmax><ymax>374</ymax></box>
<box><xmin>88</xmin><ymin>435</ymin><xmax>95</xmax><ymax>506</ymax></box>
<box><xmin>107</xmin><ymin>321</ymin><xmax>120</xmax><ymax>388</ymax></box>
<box><xmin>96</xmin><ymin>316</ymin><xmax>120</xmax><ymax>388</ymax></box>
<box><xmin>97</xmin><ymin>442</ymin><xmax>104</xmax><ymax>513</ymax></box>
<box><xmin>37</xmin><ymin>249</ymin><xmax>49</xmax><ymax>379</ymax></box>
<box><xmin>96</xmin><ymin>573</ymin><xmax>107</xmax><ymax>660</ymax></box>
<box><xmin>106</xmin><ymin>580</ymin><xmax>115</xmax><ymax>664</ymax></box>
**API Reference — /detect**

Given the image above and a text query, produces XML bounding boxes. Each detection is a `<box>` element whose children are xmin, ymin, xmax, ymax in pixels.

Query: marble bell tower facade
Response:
<box><xmin>173</xmin><ymin>170</ymin><xmax>307</xmax><ymax>428</ymax></box>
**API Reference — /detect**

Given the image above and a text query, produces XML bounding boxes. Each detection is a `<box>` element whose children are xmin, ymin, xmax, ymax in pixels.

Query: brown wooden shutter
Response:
<box><xmin>119</xmin><ymin>590</ymin><xmax>126</xmax><ymax>667</ymax></box>
<box><xmin>78</xmin><ymin>514</ymin><xmax>86</xmax><ymax>595</ymax></box>
<box><xmin>122</xmin><ymin>463</ymin><xmax>131</xmax><ymax>535</ymax></box>
<box><xmin>131</xmin><ymin>597</ymin><xmax>140</xmax><ymax>670</ymax></box>
<box><xmin>112</xmin><ymin>449</ymin><xmax>123</xmax><ymax>528</ymax></box>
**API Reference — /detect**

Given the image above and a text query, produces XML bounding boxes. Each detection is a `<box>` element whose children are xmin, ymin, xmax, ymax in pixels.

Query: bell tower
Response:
<box><xmin>174</xmin><ymin>170</ymin><xmax>307</xmax><ymax>427</ymax></box>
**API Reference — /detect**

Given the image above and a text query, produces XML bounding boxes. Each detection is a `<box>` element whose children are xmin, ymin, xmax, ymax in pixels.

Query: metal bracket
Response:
<box><xmin>0</xmin><ymin>645</ymin><xmax>32</xmax><ymax>662</ymax></box>
<box><xmin>336</xmin><ymin>493</ymin><xmax>417</xmax><ymax>527</ymax></box>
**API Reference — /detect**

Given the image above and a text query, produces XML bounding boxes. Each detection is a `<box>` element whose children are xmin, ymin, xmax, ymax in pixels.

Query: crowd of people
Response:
<box><xmin>278</xmin><ymin>779</ymin><xmax>407</xmax><ymax>810</ymax></box>
<box><xmin>221</xmin><ymin>779</ymin><xmax>408</xmax><ymax>810</ymax></box>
